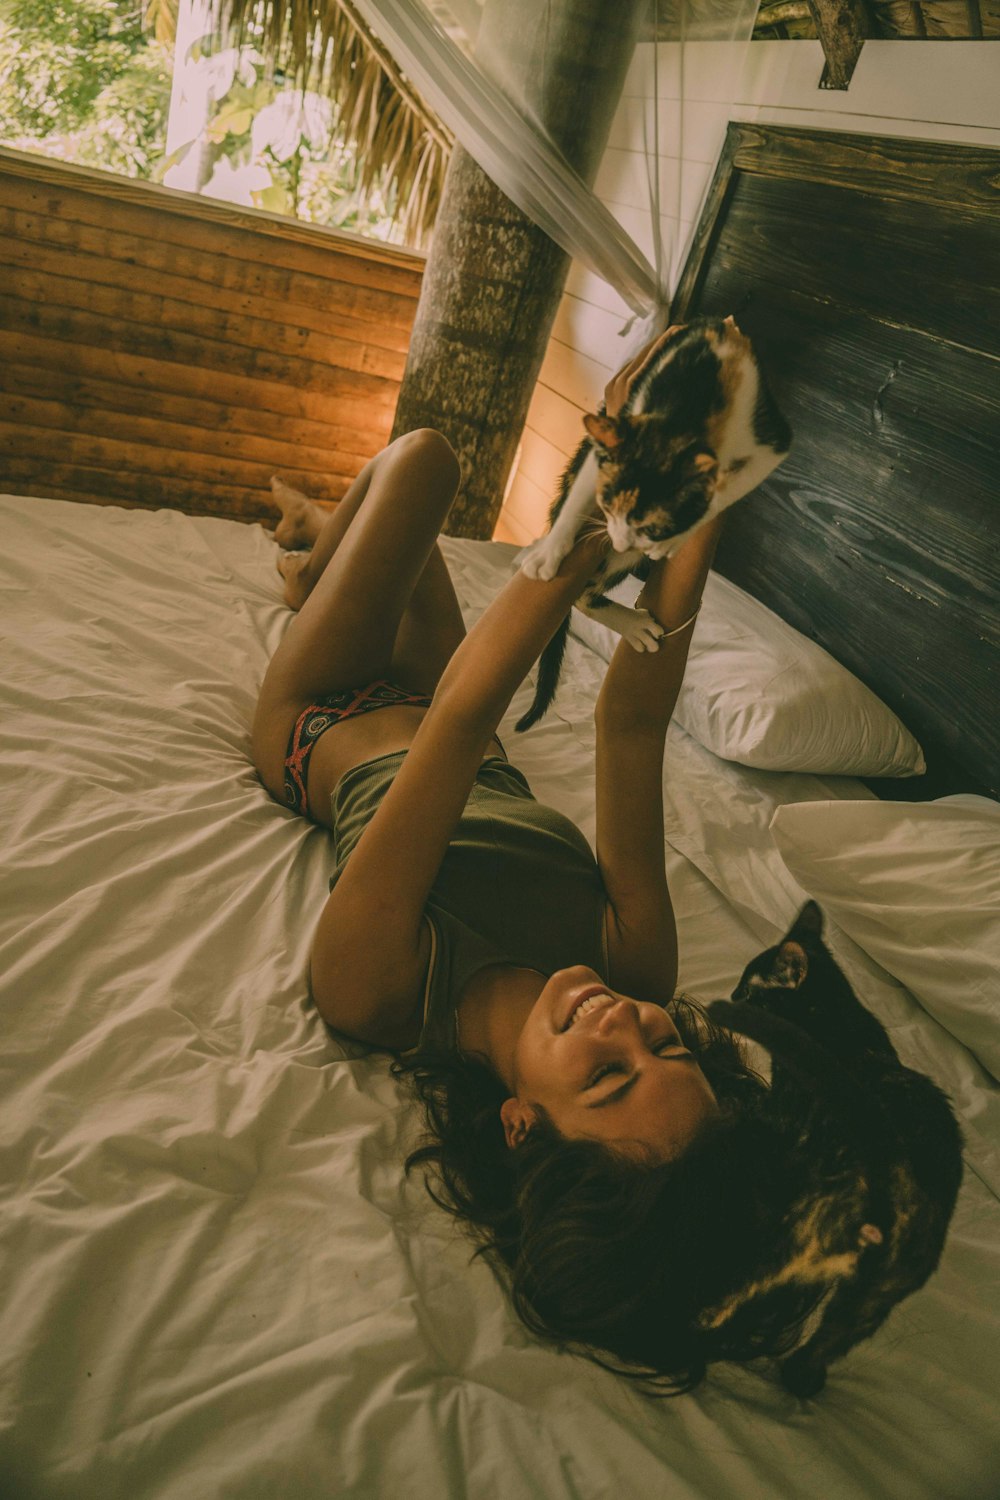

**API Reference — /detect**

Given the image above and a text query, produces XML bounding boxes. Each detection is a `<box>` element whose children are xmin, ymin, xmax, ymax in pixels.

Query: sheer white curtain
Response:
<box><xmin>350</xmin><ymin>0</ymin><xmax>760</xmax><ymax>329</ymax></box>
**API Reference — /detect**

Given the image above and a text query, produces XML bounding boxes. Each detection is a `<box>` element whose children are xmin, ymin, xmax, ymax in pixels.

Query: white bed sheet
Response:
<box><xmin>1</xmin><ymin>495</ymin><xmax>998</xmax><ymax>1500</ymax></box>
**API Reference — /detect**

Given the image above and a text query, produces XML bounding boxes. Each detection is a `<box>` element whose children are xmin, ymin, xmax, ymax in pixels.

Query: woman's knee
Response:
<box><xmin>392</xmin><ymin>427</ymin><xmax>461</xmax><ymax>487</ymax></box>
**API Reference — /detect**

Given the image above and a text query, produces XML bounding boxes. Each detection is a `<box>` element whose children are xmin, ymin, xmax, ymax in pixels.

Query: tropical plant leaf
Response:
<box><xmin>211</xmin><ymin>0</ymin><xmax>451</xmax><ymax>245</ymax></box>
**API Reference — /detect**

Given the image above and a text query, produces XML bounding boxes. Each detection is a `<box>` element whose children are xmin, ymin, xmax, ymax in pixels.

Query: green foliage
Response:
<box><xmin>0</xmin><ymin>0</ymin><xmax>143</xmax><ymax>139</ymax></box>
<box><xmin>0</xmin><ymin>0</ymin><xmax>412</xmax><ymax>242</ymax></box>
<box><xmin>0</xmin><ymin>0</ymin><xmax>170</xmax><ymax>177</ymax></box>
<box><xmin>162</xmin><ymin>44</ymin><xmax>400</xmax><ymax>240</ymax></box>
<box><xmin>66</xmin><ymin>43</ymin><xmax>173</xmax><ymax>178</ymax></box>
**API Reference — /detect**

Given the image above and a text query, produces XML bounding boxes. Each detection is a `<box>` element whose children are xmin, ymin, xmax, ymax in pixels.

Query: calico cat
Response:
<box><xmin>706</xmin><ymin>901</ymin><xmax>964</xmax><ymax>1399</ymax></box>
<box><xmin>515</xmin><ymin>316</ymin><xmax>791</xmax><ymax>731</ymax></box>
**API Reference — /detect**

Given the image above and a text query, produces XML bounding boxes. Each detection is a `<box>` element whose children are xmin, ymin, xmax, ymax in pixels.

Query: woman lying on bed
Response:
<box><xmin>251</xmin><ymin>343</ymin><xmax>765</xmax><ymax>1392</ymax></box>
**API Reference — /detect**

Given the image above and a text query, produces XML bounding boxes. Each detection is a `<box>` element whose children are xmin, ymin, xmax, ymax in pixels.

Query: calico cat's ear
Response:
<box><xmin>583</xmin><ymin>413</ymin><xmax>624</xmax><ymax>452</ymax></box>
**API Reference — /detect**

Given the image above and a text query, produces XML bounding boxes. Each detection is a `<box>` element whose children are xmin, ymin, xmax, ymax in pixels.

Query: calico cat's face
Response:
<box><xmin>582</xmin><ymin>413</ymin><xmax>718</xmax><ymax>560</ymax></box>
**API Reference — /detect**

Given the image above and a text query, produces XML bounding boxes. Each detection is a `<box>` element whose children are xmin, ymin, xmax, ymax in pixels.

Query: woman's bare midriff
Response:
<box><xmin>296</xmin><ymin>703</ymin><xmax>505</xmax><ymax>831</ymax></box>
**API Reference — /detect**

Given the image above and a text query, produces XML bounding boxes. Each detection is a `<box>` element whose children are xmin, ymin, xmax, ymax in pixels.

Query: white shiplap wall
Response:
<box><xmin>494</xmin><ymin>40</ymin><xmax>1000</xmax><ymax>544</ymax></box>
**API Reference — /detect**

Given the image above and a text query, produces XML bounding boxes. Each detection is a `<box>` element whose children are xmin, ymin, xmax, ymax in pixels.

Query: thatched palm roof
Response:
<box><xmin>212</xmin><ymin>0</ymin><xmax>452</xmax><ymax>245</ymax></box>
<box><xmin>206</xmin><ymin>0</ymin><xmax>996</xmax><ymax>243</ymax></box>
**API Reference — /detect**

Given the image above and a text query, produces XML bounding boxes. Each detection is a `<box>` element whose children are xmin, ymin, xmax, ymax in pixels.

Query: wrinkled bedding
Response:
<box><xmin>1</xmin><ymin>494</ymin><xmax>998</xmax><ymax>1500</ymax></box>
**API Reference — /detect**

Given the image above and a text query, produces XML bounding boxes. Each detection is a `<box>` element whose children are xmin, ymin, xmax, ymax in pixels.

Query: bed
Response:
<box><xmin>2</xmin><ymin>124</ymin><xmax>999</xmax><ymax>1500</ymax></box>
<box><xmin>1</xmin><ymin>492</ymin><xmax>999</xmax><ymax>1500</ymax></box>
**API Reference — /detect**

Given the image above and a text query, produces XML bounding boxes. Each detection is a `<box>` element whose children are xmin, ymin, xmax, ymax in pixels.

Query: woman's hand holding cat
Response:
<box><xmin>604</xmin><ymin>325</ymin><xmax>684</xmax><ymax>419</ymax></box>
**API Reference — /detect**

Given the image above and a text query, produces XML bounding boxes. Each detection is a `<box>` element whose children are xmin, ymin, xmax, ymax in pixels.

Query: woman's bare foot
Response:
<box><xmin>271</xmin><ymin>476</ymin><xmax>326</xmax><ymax>550</ymax></box>
<box><xmin>276</xmin><ymin>550</ymin><xmax>313</xmax><ymax>611</ymax></box>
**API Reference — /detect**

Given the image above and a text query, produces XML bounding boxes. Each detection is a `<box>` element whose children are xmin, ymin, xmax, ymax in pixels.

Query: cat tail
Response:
<box><xmin>515</xmin><ymin>615</ymin><xmax>571</xmax><ymax>732</ymax></box>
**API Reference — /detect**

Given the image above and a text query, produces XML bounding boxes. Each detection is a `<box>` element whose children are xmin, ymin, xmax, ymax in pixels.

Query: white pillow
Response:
<box><xmin>569</xmin><ymin>570</ymin><xmax>925</xmax><ymax>778</ymax></box>
<box><xmin>771</xmin><ymin>795</ymin><xmax>1000</xmax><ymax>1080</ymax></box>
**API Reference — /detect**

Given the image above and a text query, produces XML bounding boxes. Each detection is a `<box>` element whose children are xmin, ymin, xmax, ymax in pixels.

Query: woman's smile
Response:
<box><xmin>561</xmin><ymin>984</ymin><xmax>619</xmax><ymax>1031</ymax></box>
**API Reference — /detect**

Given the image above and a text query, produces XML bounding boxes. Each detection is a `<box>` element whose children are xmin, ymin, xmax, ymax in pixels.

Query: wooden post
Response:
<box><xmin>390</xmin><ymin>0</ymin><xmax>646</xmax><ymax>539</ymax></box>
<box><xmin>805</xmin><ymin>0</ymin><xmax>872</xmax><ymax>90</ymax></box>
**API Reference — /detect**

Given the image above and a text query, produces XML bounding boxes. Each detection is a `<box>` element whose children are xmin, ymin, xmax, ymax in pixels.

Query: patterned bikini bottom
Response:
<box><xmin>283</xmin><ymin>680</ymin><xmax>433</xmax><ymax>820</ymax></box>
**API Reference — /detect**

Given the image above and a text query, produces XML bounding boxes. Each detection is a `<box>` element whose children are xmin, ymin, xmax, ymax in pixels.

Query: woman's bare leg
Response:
<box><xmin>253</xmin><ymin>430</ymin><xmax>464</xmax><ymax>748</ymax></box>
<box><xmin>271</xmin><ymin>475</ymin><xmax>330</xmax><ymax>552</ymax></box>
<box><xmin>268</xmin><ymin>467</ymin><xmax>466</xmax><ymax>691</ymax></box>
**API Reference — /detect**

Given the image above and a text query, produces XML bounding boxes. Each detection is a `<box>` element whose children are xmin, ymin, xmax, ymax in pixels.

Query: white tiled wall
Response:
<box><xmin>494</xmin><ymin>40</ymin><xmax>1000</xmax><ymax>544</ymax></box>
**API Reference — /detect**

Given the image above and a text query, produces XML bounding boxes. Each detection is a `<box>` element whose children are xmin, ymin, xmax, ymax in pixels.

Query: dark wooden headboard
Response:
<box><xmin>672</xmin><ymin>125</ymin><xmax>999</xmax><ymax>800</ymax></box>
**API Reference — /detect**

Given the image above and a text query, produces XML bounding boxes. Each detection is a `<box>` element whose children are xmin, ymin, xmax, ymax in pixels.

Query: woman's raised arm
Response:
<box><xmin>595</xmin><ymin>517</ymin><xmax>723</xmax><ymax>1004</ymax></box>
<box><xmin>310</xmin><ymin>530</ymin><xmax>609</xmax><ymax>1037</ymax></box>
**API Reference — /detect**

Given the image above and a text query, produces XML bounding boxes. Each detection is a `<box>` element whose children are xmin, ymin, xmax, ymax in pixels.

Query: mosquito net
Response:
<box><xmin>176</xmin><ymin>1</ymin><xmax>760</xmax><ymax>328</ymax></box>
<box><xmin>341</xmin><ymin>0</ymin><xmax>761</xmax><ymax>321</ymax></box>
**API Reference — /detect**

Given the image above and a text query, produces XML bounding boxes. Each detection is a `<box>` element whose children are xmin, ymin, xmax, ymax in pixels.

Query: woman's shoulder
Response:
<box><xmin>405</xmin><ymin>907</ymin><xmax>508</xmax><ymax>1058</ymax></box>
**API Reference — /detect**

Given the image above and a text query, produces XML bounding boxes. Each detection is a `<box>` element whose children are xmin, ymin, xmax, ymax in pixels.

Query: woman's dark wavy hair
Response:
<box><xmin>391</xmin><ymin>996</ymin><xmax>814</xmax><ymax>1396</ymax></box>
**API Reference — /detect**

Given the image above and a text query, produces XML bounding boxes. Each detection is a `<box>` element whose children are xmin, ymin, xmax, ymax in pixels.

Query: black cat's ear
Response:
<box><xmin>583</xmin><ymin>413</ymin><xmax>624</xmax><ymax>452</ymax></box>
<box><xmin>788</xmin><ymin>900</ymin><xmax>824</xmax><ymax>944</ymax></box>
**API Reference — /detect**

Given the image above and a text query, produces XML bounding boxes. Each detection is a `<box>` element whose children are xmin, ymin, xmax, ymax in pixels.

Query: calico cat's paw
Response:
<box><xmin>519</xmin><ymin>533</ymin><xmax>570</xmax><ymax>582</ymax></box>
<box><xmin>620</xmin><ymin>608</ymin><xmax>666</xmax><ymax>653</ymax></box>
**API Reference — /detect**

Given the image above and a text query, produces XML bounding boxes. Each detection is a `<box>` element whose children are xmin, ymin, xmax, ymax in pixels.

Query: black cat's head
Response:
<box><xmin>582</xmin><ymin>412</ymin><xmax>718</xmax><ymax>561</ymax></box>
<box><xmin>731</xmin><ymin>900</ymin><xmax>859</xmax><ymax>1013</ymax></box>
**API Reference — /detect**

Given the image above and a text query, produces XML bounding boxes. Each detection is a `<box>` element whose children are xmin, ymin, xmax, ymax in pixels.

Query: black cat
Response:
<box><xmin>707</xmin><ymin>900</ymin><xmax>964</xmax><ymax>1398</ymax></box>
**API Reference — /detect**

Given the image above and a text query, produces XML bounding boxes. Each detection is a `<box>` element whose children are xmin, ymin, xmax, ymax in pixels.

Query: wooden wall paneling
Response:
<box><xmin>525</xmin><ymin>380</ymin><xmax>588</xmax><ymax>459</ymax></box>
<box><xmin>4</xmin><ymin>263</ymin><xmax>408</xmax><ymax>383</ymax></box>
<box><xmin>516</xmin><ymin>427</ymin><xmax>569</xmax><ymax>502</ymax></box>
<box><xmin>536</xmin><ymin>338</ymin><xmax>611</xmax><ymax>425</ymax></box>
<box><xmin>0</xmin><ymin>227</ymin><xmax>413</xmax><ymax>360</ymax></box>
<box><xmin>0</xmin><ymin>201</ymin><xmax>416</xmax><ymax>340</ymax></box>
<box><xmin>0</xmin><ymin>147</ymin><xmax>424</xmax><ymax>522</ymax></box>
<box><xmin>0</xmin><ymin>360</ymin><xmax>380</xmax><ymax>463</ymax></box>
<box><xmin>0</xmin><ymin>460</ymin><xmax>302</xmax><ymax>520</ymax></box>
<box><xmin>0</xmin><ymin>292</ymin><xmax>398</xmax><ymax>405</ymax></box>
<box><xmin>0</xmin><ymin>323</ymin><xmax>397</xmax><ymax>433</ymax></box>
<box><xmin>0</xmin><ymin>148</ymin><xmax>421</xmax><ymax>280</ymax></box>
<box><xmin>0</xmin><ymin>391</ymin><xmax>371</xmax><ymax>485</ymax></box>
<box><xmin>0</xmin><ymin>421</ymin><xmax>359</xmax><ymax>499</ymax></box>
<box><xmin>501</xmin><ymin>470</ymin><xmax>550</xmax><ymax>541</ymax></box>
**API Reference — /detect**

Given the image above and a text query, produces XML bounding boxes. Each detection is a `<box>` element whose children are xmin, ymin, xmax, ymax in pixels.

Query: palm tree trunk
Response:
<box><xmin>391</xmin><ymin>0</ymin><xmax>645</xmax><ymax>539</ymax></box>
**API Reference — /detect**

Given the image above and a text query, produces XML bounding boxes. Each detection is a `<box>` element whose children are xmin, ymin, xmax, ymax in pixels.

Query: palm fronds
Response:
<box><xmin>211</xmin><ymin>0</ymin><xmax>452</xmax><ymax>245</ymax></box>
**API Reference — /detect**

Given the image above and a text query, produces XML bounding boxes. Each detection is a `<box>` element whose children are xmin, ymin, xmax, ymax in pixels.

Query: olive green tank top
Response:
<box><xmin>328</xmin><ymin>750</ymin><xmax>608</xmax><ymax>1056</ymax></box>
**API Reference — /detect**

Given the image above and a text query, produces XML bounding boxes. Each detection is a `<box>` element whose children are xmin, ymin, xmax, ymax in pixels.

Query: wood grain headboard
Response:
<box><xmin>672</xmin><ymin>125</ymin><xmax>999</xmax><ymax>800</ymax></box>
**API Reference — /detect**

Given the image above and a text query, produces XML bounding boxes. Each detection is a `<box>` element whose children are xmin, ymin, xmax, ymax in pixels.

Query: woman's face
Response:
<box><xmin>500</xmin><ymin>966</ymin><xmax>720</xmax><ymax>1160</ymax></box>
